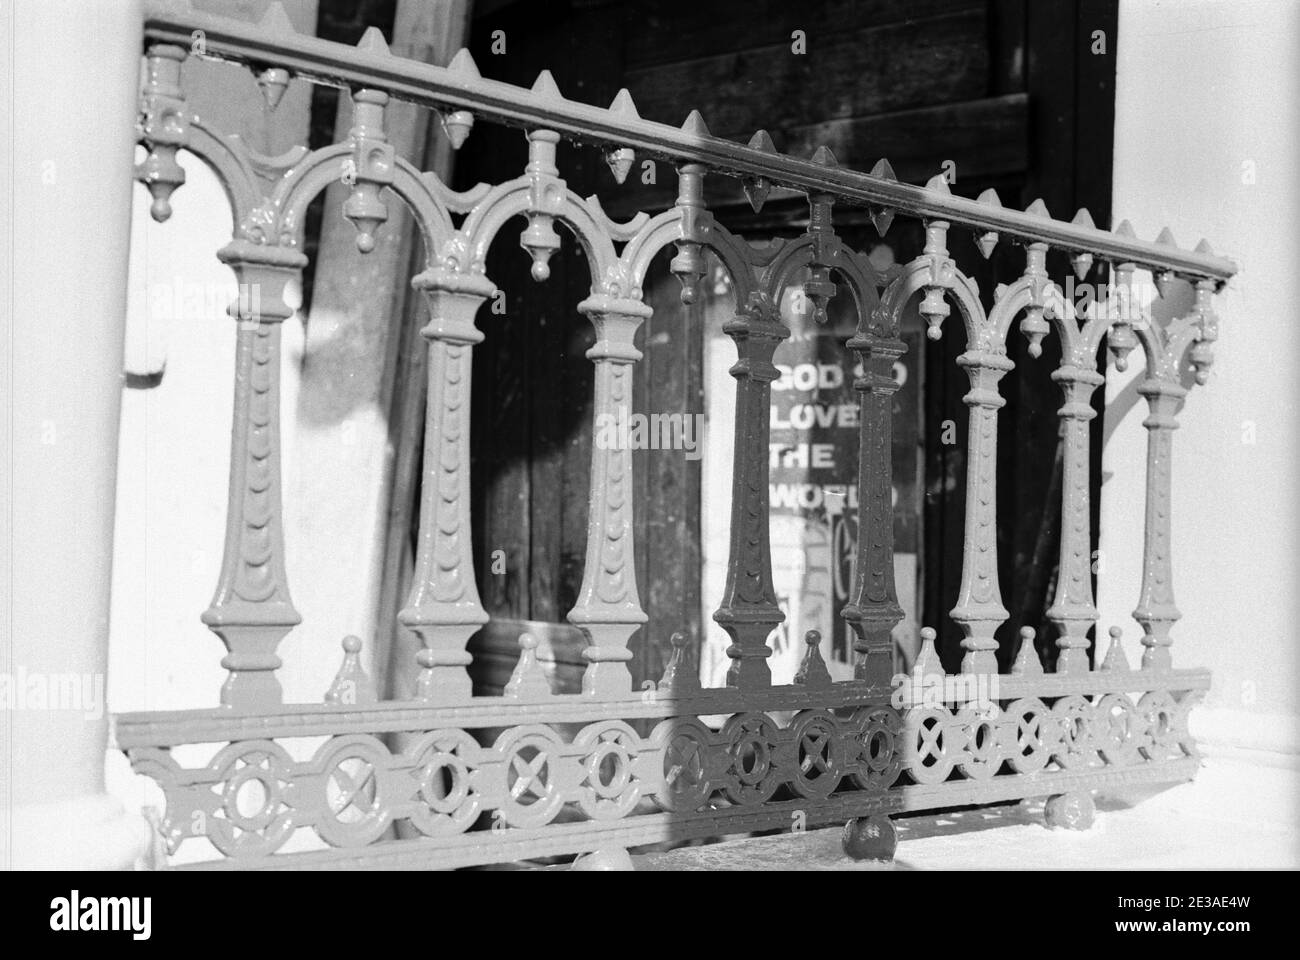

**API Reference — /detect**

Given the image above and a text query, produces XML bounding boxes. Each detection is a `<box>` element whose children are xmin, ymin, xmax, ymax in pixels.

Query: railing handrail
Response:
<box><xmin>143</xmin><ymin>0</ymin><xmax>1236</xmax><ymax>284</ymax></box>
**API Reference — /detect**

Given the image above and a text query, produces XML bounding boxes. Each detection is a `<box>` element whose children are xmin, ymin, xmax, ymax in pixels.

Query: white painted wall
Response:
<box><xmin>1099</xmin><ymin>0</ymin><xmax>1300</xmax><ymax>751</ymax></box>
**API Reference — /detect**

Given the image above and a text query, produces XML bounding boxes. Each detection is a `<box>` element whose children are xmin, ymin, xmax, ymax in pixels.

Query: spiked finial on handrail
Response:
<box><xmin>356</xmin><ymin>26</ymin><xmax>391</xmax><ymax>56</ymax></box>
<box><xmin>531</xmin><ymin>69</ymin><xmax>563</xmax><ymax>101</ymax></box>
<box><xmin>447</xmin><ymin>47</ymin><xmax>480</xmax><ymax>78</ymax></box>
<box><xmin>504</xmin><ymin>633</ymin><xmax>552</xmax><ymax>699</ymax></box>
<box><xmin>926</xmin><ymin>172</ymin><xmax>952</xmax><ymax>195</ymax></box>
<box><xmin>868</xmin><ymin>158</ymin><xmax>897</xmax><ymax>236</ymax></box>
<box><xmin>1025</xmin><ymin>198</ymin><xmax>1050</xmax><ymax>219</ymax></box>
<box><xmin>1011</xmin><ymin>626</ymin><xmax>1044</xmax><ymax>676</ymax></box>
<box><xmin>602</xmin><ymin>90</ymin><xmax>640</xmax><ymax>184</ymax></box>
<box><xmin>742</xmin><ymin>130</ymin><xmax>777</xmax><ymax>212</ymax></box>
<box><xmin>975</xmin><ymin>189</ymin><xmax>1002</xmax><ymax>258</ymax></box>
<box><xmin>811</xmin><ymin>145</ymin><xmax>838</xmax><ymax>167</ymax></box>
<box><xmin>1114</xmin><ymin>219</ymin><xmax>1137</xmax><ymax>240</ymax></box>
<box><xmin>325</xmin><ymin>635</ymin><xmax>377</xmax><ymax>706</ymax></box>
<box><xmin>1069</xmin><ymin>209</ymin><xmax>1096</xmax><ymax>279</ymax></box>
<box><xmin>794</xmin><ymin>630</ymin><xmax>832</xmax><ymax>688</ymax></box>
<box><xmin>608</xmin><ymin>87</ymin><xmax>639</xmax><ymax>119</ymax></box>
<box><xmin>257</xmin><ymin>1</ymin><xmax>296</xmax><ymax>34</ymax></box>
<box><xmin>659</xmin><ymin>631</ymin><xmax>700</xmax><ymax>695</ymax></box>
<box><xmin>681</xmin><ymin>109</ymin><xmax>711</xmax><ymax>138</ymax></box>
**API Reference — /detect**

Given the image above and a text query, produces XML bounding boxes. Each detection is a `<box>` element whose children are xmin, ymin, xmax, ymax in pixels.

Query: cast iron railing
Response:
<box><xmin>116</xmin><ymin>0</ymin><xmax>1236</xmax><ymax>869</ymax></box>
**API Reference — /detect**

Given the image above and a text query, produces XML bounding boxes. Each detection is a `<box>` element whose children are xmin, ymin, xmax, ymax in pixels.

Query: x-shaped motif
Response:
<box><xmin>328</xmin><ymin>762</ymin><xmax>377</xmax><ymax>815</ymax></box>
<box><xmin>666</xmin><ymin>738</ymin><xmax>702</xmax><ymax>785</ymax></box>
<box><xmin>799</xmin><ymin>731</ymin><xmax>831</xmax><ymax>775</ymax></box>
<box><xmin>918</xmin><ymin>721</ymin><xmax>945</xmax><ymax>759</ymax></box>
<box><xmin>509</xmin><ymin>752</ymin><xmax>550</xmax><ymax>801</ymax></box>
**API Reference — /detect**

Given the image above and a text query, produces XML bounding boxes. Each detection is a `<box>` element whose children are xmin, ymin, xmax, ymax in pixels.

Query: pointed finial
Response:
<box><xmin>1114</xmin><ymin>218</ymin><xmax>1136</xmax><ymax>238</ymax></box>
<box><xmin>256</xmin><ymin>67</ymin><xmax>291</xmax><ymax>112</ymax></box>
<box><xmin>1025</xmin><ymin>198</ymin><xmax>1050</xmax><ymax>218</ymax></box>
<box><xmin>912</xmin><ymin>627</ymin><xmax>943</xmax><ymax>679</ymax></box>
<box><xmin>868</xmin><ymin>159</ymin><xmax>897</xmax><ymax>236</ymax></box>
<box><xmin>325</xmin><ymin>635</ymin><xmax>376</xmax><ymax>706</ymax></box>
<box><xmin>257</xmin><ymin>1</ymin><xmax>296</xmax><ymax>34</ymax></box>
<box><xmin>447</xmin><ymin>47</ymin><xmax>480</xmax><ymax>78</ymax></box>
<box><xmin>605</xmin><ymin>146</ymin><xmax>635</xmax><ymax>184</ymax></box>
<box><xmin>811</xmin><ymin>145</ymin><xmax>838</xmax><ymax>166</ymax></box>
<box><xmin>504</xmin><ymin>632</ymin><xmax>552</xmax><ymax>699</ymax></box>
<box><xmin>794</xmin><ymin>630</ymin><xmax>832</xmax><ymax>689</ymax></box>
<box><xmin>441</xmin><ymin>110</ymin><xmax>474</xmax><ymax>150</ymax></box>
<box><xmin>1194</xmin><ymin>238</ymin><xmax>1214</xmax><ymax>255</ymax></box>
<box><xmin>659</xmin><ymin>631</ymin><xmax>700</xmax><ymax>695</ymax></box>
<box><xmin>742</xmin><ymin>132</ymin><xmax>776</xmax><ymax>212</ymax></box>
<box><xmin>926</xmin><ymin>172</ymin><xmax>951</xmax><ymax>194</ymax></box>
<box><xmin>974</xmin><ymin>188</ymin><xmax>1001</xmax><ymax>259</ymax></box>
<box><xmin>743</xmin><ymin>177</ymin><xmax>770</xmax><ymax>213</ymax></box>
<box><xmin>609</xmin><ymin>88</ymin><xmax>639</xmax><ymax>119</ymax></box>
<box><xmin>531</xmin><ymin>69</ymin><xmax>563</xmax><ymax>100</ymax></box>
<box><xmin>1070</xmin><ymin>209</ymin><xmax>1097</xmax><ymax>280</ymax></box>
<box><xmin>1011</xmin><ymin>626</ymin><xmax>1044</xmax><ymax>676</ymax></box>
<box><xmin>1101</xmin><ymin>626</ymin><xmax>1131</xmax><ymax>671</ymax></box>
<box><xmin>748</xmin><ymin>129</ymin><xmax>777</xmax><ymax>153</ymax></box>
<box><xmin>356</xmin><ymin>26</ymin><xmax>390</xmax><ymax>56</ymax></box>
<box><xmin>1156</xmin><ymin>226</ymin><xmax>1178</xmax><ymax>247</ymax></box>
<box><xmin>681</xmin><ymin>109</ymin><xmax>711</xmax><ymax>138</ymax></box>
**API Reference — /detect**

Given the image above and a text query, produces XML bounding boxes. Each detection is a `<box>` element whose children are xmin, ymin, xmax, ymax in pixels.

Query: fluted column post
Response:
<box><xmin>1047</xmin><ymin>365</ymin><xmax>1105</xmax><ymax>673</ymax></box>
<box><xmin>713</xmin><ymin>295</ymin><xmax>788</xmax><ymax>689</ymax></box>
<box><xmin>399</xmin><ymin>270</ymin><xmax>494</xmax><ymax>701</ymax></box>
<box><xmin>951</xmin><ymin>349</ymin><xmax>1014</xmax><ymax>674</ymax></box>
<box><xmin>1133</xmin><ymin>380</ymin><xmax>1185</xmax><ymax>670</ymax></box>
<box><xmin>201</xmin><ymin>240</ymin><xmax>306</xmax><ymax>709</ymax></box>
<box><xmin>842</xmin><ymin>331</ymin><xmax>907</xmax><ymax>687</ymax></box>
<box><xmin>567</xmin><ymin>296</ymin><xmax>652</xmax><ymax>696</ymax></box>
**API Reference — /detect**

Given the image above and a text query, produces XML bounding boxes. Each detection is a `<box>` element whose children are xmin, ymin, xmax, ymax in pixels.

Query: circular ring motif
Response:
<box><xmin>209</xmin><ymin>739</ymin><xmax>296</xmax><ymax>858</ymax></box>
<box><xmin>955</xmin><ymin>704</ymin><xmax>1002</xmax><ymax>781</ymax></box>
<box><xmin>849</xmin><ymin>706</ymin><xmax>903</xmax><ymax>793</ymax></box>
<box><xmin>1137</xmin><ymin>691</ymin><xmax>1182</xmax><ymax>761</ymax></box>
<box><xmin>720</xmin><ymin>712</ymin><xmax>784</xmax><ymax>805</ymax></box>
<box><xmin>405</xmin><ymin>728</ymin><xmax>480</xmax><ymax>837</ymax></box>
<box><xmin>574</xmin><ymin>720</ymin><xmax>643</xmax><ymax>820</ymax></box>
<box><xmin>1096</xmin><ymin>693</ymin><xmax>1143</xmax><ymax>766</ymax></box>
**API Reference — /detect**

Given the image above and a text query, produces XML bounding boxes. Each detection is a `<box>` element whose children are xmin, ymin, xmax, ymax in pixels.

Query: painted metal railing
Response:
<box><xmin>117</xmin><ymin>0</ymin><xmax>1235</xmax><ymax>869</ymax></box>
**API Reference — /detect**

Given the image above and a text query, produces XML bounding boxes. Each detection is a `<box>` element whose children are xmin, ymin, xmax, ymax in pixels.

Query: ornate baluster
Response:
<box><xmin>1133</xmin><ymin>377</ymin><xmax>1185</xmax><ymax>670</ymax></box>
<box><xmin>843</xmin><ymin>301</ymin><xmax>906</xmax><ymax>687</ymax></box>
<box><xmin>201</xmin><ymin>240</ymin><xmax>306</xmax><ymax>709</ymax></box>
<box><xmin>398</xmin><ymin>271</ymin><xmax>494</xmax><ymax>701</ymax></box>
<box><xmin>693</xmin><ymin>161</ymin><xmax>787</xmax><ymax>688</ymax></box>
<box><xmin>568</xmin><ymin>295</ymin><xmax>652</xmax><ymax>696</ymax></box>
<box><xmin>1046</xmin><ymin>235</ymin><xmax>1105</xmax><ymax>674</ymax></box>
<box><xmin>948</xmin><ymin>216</ymin><xmax>1012</xmax><ymax>676</ymax></box>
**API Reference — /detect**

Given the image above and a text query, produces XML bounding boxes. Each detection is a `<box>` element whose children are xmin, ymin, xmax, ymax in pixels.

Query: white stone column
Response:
<box><xmin>1</xmin><ymin>0</ymin><xmax>150</xmax><ymax>868</ymax></box>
